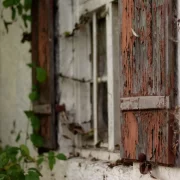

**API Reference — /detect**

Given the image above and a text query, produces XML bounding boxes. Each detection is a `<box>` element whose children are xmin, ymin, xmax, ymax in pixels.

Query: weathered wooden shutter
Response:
<box><xmin>120</xmin><ymin>0</ymin><xmax>176</xmax><ymax>165</ymax></box>
<box><xmin>31</xmin><ymin>0</ymin><xmax>57</xmax><ymax>150</ymax></box>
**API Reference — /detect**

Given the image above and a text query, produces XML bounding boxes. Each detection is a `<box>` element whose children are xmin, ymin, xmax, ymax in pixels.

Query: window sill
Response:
<box><xmin>75</xmin><ymin>148</ymin><xmax>120</xmax><ymax>161</ymax></box>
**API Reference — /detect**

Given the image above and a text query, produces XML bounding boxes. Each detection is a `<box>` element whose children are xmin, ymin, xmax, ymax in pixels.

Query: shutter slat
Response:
<box><xmin>120</xmin><ymin>0</ymin><xmax>175</xmax><ymax>165</ymax></box>
<box><xmin>120</xmin><ymin>96</ymin><xmax>170</xmax><ymax>110</ymax></box>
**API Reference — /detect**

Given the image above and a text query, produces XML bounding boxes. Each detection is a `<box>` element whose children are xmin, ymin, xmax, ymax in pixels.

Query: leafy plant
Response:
<box><xmin>30</xmin><ymin>134</ymin><xmax>44</xmax><ymax>148</ymax></box>
<box><xmin>36</xmin><ymin>68</ymin><xmax>47</xmax><ymax>83</ymax></box>
<box><xmin>25</xmin><ymin>64</ymin><xmax>47</xmax><ymax>148</ymax></box>
<box><xmin>0</xmin><ymin>146</ymin><xmax>67</xmax><ymax>180</ymax></box>
<box><xmin>48</xmin><ymin>152</ymin><xmax>67</xmax><ymax>170</ymax></box>
<box><xmin>1</xmin><ymin>1</ymin><xmax>67</xmax><ymax>179</ymax></box>
<box><xmin>2</xmin><ymin>0</ymin><xmax>32</xmax><ymax>27</ymax></box>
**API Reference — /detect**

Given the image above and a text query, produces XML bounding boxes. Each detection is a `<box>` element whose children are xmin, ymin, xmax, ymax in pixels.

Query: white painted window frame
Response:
<box><xmin>77</xmin><ymin>0</ymin><xmax>120</xmax><ymax>156</ymax></box>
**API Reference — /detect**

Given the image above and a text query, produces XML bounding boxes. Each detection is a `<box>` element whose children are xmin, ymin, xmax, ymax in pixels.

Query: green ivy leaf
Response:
<box><xmin>16</xmin><ymin>131</ymin><xmax>21</xmax><ymax>142</ymax></box>
<box><xmin>22</xmin><ymin>14</ymin><xmax>31</xmax><ymax>27</ymax></box>
<box><xmin>3</xmin><ymin>0</ymin><xmax>14</xmax><ymax>7</ymax></box>
<box><xmin>27</xmin><ymin>62</ymin><xmax>36</xmax><ymax>68</ymax></box>
<box><xmin>0</xmin><ymin>152</ymin><xmax>9</xmax><ymax>168</ymax></box>
<box><xmin>11</xmin><ymin>6</ymin><xmax>16</xmax><ymax>20</ymax></box>
<box><xmin>32</xmin><ymin>85</ymin><xmax>39</xmax><ymax>91</ymax></box>
<box><xmin>48</xmin><ymin>151</ymin><xmax>56</xmax><ymax>170</ymax></box>
<box><xmin>30</xmin><ymin>115</ymin><xmax>40</xmax><ymax>131</ymax></box>
<box><xmin>28</xmin><ymin>91</ymin><xmax>39</xmax><ymax>102</ymax></box>
<box><xmin>24</xmin><ymin>0</ymin><xmax>32</xmax><ymax>12</ymax></box>
<box><xmin>37</xmin><ymin>156</ymin><xmax>44</xmax><ymax>166</ymax></box>
<box><xmin>22</xmin><ymin>14</ymin><xmax>32</xmax><ymax>27</ymax></box>
<box><xmin>24</xmin><ymin>111</ymin><xmax>34</xmax><ymax>118</ymax></box>
<box><xmin>7</xmin><ymin>164</ymin><xmax>24</xmax><ymax>179</ymax></box>
<box><xmin>3</xmin><ymin>0</ymin><xmax>20</xmax><ymax>8</ymax></box>
<box><xmin>0</xmin><ymin>174</ymin><xmax>8</xmax><ymax>180</ymax></box>
<box><xmin>30</xmin><ymin>134</ymin><xmax>44</xmax><ymax>147</ymax></box>
<box><xmin>17</xmin><ymin>156</ymin><xmax>23</xmax><ymax>162</ymax></box>
<box><xmin>20</xmin><ymin>144</ymin><xmax>29</xmax><ymax>157</ymax></box>
<box><xmin>56</xmin><ymin>153</ymin><xmax>67</xmax><ymax>161</ymax></box>
<box><xmin>36</xmin><ymin>68</ymin><xmax>47</xmax><ymax>83</ymax></box>
<box><xmin>25</xmin><ymin>171</ymin><xmax>40</xmax><ymax>180</ymax></box>
<box><xmin>28</xmin><ymin>168</ymin><xmax>42</xmax><ymax>177</ymax></box>
<box><xmin>17</xmin><ymin>4</ymin><xmax>22</xmax><ymax>15</ymax></box>
<box><xmin>24</xmin><ymin>112</ymin><xmax>40</xmax><ymax>131</ymax></box>
<box><xmin>6</xmin><ymin>146</ymin><xmax>19</xmax><ymax>163</ymax></box>
<box><xmin>14</xmin><ymin>0</ymin><xmax>20</xmax><ymax>5</ymax></box>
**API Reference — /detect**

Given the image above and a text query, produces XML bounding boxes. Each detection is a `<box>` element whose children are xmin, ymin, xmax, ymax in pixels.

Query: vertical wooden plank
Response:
<box><xmin>106</xmin><ymin>2</ymin><xmax>114</xmax><ymax>151</ymax></box>
<box><xmin>119</xmin><ymin>0</ymin><xmax>124</xmax><ymax>158</ymax></box>
<box><xmin>106</xmin><ymin>2</ymin><xmax>120</xmax><ymax>151</ymax></box>
<box><xmin>121</xmin><ymin>0</ymin><xmax>170</xmax><ymax>97</ymax></box>
<box><xmin>32</xmin><ymin>0</ymin><xmax>57</xmax><ymax>150</ymax></box>
<box><xmin>174</xmin><ymin>0</ymin><xmax>180</xmax><ymax>165</ymax></box>
<box><xmin>93</xmin><ymin>12</ymin><xmax>98</xmax><ymax>145</ymax></box>
<box><xmin>121</xmin><ymin>110</ymin><xmax>175</xmax><ymax>165</ymax></box>
<box><xmin>120</xmin><ymin>0</ymin><xmax>175</xmax><ymax>165</ymax></box>
<box><xmin>121</xmin><ymin>0</ymin><xmax>134</xmax><ymax>97</ymax></box>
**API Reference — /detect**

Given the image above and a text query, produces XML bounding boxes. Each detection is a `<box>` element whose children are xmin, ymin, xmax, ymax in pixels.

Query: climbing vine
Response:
<box><xmin>0</xmin><ymin>0</ymin><xmax>67</xmax><ymax>179</ymax></box>
<box><xmin>1</xmin><ymin>0</ymin><xmax>32</xmax><ymax>42</ymax></box>
<box><xmin>0</xmin><ymin>145</ymin><xmax>66</xmax><ymax>180</ymax></box>
<box><xmin>25</xmin><ymin>63</ymin><xmax>47</xmax><ymax>148</ymax></box>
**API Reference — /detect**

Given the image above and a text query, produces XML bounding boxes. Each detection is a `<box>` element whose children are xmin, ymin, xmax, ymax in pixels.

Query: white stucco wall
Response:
<box><xmin>1</xmin><ymin>0</ymin><xmax>180</xmax><ymax>180</ymax></box>
<box><xmin>0</xmin><ymin>3</ymin><xmax>37</xmax><ymax>156</ymax></box>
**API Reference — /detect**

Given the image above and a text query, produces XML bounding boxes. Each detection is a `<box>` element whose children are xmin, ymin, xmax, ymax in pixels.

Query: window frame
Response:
<box><xmin>77</xmin><ymin>0</ymin><xmax>120</xmax><ymax>152</ymax></box>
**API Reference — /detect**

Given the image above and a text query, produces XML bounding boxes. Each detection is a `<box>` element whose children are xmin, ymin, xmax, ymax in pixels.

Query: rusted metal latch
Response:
<box><xmin>55</xmin><ymin>104</ymin><xmax>66</xmax><ymax>113</ymax></box>
<box><xmin>33</xmin><ymin>104</ymin><xmax>66</xmax><ymax>114</ymax></box>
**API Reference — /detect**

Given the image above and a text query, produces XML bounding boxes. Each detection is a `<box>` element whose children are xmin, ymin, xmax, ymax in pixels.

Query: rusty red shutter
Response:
<box><xmin>31</xmin><ymin>0</ymin><xmax>57</xmax><ymax>150</ymax></box>
<box><xmin>120</xmin><ymin>0</ymin><xmax>176</xmax><ymax>165</ymax></box>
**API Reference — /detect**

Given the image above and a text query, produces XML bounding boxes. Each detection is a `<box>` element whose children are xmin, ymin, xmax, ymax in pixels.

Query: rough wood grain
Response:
<box><xmin>33</xmin><ymin>104</ymin><xmax>52</xmax><ymax>114</ymax></box>
<box><xmin>120</xmin><ymin>96</ymin><xmax>170</xmax><ymax>110</ymax></box>
<box><xmin>121</xmin><ymin>110</ymin><xmax>174</xmax><ymax>165</ymax></box>
<box><xmin>120</xmin><ymin>0</ymin><xmax>175</xmax><ymax>165</ymax></box>
<box><xmin>121</xmin><ymin>0</ymin><xmax>171</xmax><ymax>97</ymax></box>
<box><xmin>32</xmin><ymin>0</ymin><xmax>57</xmax><ymax>150</ymax></box>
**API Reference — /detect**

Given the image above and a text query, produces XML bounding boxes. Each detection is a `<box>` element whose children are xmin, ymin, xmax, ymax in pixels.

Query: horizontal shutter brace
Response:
<box><xmin>33</xmin><ymin>104</ymin><xmax>66</xmax><ymax>114</ymax></box>
<box><xmin>120</xmin><ymin>96</ymin><xmax>170</xmax><ymax>111</ymax></box>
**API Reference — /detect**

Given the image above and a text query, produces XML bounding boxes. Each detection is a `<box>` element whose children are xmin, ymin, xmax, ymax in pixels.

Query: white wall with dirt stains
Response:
<box><xmin>0</xmin><ymin>3</ymin><xmax>37</xmax><ymax>155</ymax></box>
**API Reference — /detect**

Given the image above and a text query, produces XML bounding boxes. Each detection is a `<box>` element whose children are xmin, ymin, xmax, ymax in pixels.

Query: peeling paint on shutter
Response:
<box><xmin>120</xmin><ymin>0</ymin><xmax>176</xmax><ymax>165</ymax></box>
<box><xmin>32</xmin><ymin>0</ymin><xmax>57</xmax><ymax>150</ymax></box>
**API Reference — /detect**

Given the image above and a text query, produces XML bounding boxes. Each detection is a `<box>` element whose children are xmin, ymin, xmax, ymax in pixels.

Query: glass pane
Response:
<box><xmin>97</xmin><ymin>82</ymin><xmax>108</xmax><ymax>142</ymax></box>
<box><xmin>97</xmin><ymin>17</ymin><xmax>107</xmax><ymax>77</ymax></box>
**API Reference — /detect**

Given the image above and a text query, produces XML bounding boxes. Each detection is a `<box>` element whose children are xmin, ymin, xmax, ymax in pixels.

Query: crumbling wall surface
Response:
<box><xmin>38</xmin><ymin>159</ymin><xmax>180</xmax><ymax>180</ymax></box>
<box><xmin>0</xmin><ymin>4</ymin><xmax>36</xmax><ymax>155</ymax></box>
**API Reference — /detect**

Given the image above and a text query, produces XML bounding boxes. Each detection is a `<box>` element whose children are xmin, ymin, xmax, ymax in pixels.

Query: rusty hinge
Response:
<box><xmin>33</xmin><ymin>104</ymin><xmax>66</xmax><ymax>114</ymax></box>
<box><xmin>55</xmin><ymin>104</ymin><xmax>66</xmax><ymax>112</ymax></box>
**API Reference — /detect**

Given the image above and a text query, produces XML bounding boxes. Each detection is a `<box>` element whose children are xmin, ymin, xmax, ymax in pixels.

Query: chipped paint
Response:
<box><xmin>121</xmin><ymin>0</ymin><xmax>170</xmax><ymax>97</ymax></box>
<box><xmin>121</xmin><ymin>112</ymin><xmax>138</xmax><ymax>159</ymax></box>
<box><xmin>121</xmin><ymin>110</ymin><xmax>175</xmax><ymax>165</ymax></box>
<box><xmin>120</xmin><ymin>0</ymin><xmax>175</xmax><ymax>166</ymax></box>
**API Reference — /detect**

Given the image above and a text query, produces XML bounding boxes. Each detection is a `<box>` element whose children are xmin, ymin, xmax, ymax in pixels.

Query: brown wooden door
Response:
<box><xmin>120</xmin><ymin>0</ymin><xmax>176</xmax><ymax>165</ymax></box>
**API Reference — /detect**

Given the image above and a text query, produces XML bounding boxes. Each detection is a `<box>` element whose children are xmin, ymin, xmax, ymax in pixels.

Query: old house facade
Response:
<box><xmin>1</xmin><ymin>0</ymin><xmax>180</xmax><ymax>179</ymax></box>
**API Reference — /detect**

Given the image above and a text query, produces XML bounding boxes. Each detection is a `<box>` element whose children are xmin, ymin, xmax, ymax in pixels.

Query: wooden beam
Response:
<box><xmin>120</xmin><ymin>96</ymin><xmax>170</xmax><ymax>110</ymax></box>
<box><xmin>33</xmin><ymin>104</ymin><xmax>52</xmax><ymax>114</ymax></box>
<box><xmin>93</xmin><ymin>12</ymin><xmax>98</xmax><ymax>145</ymax></box>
